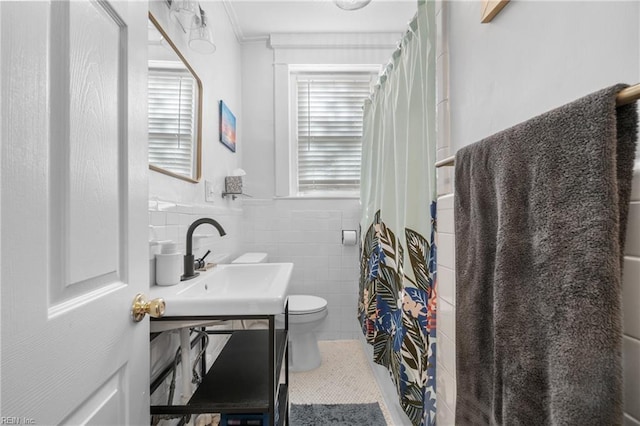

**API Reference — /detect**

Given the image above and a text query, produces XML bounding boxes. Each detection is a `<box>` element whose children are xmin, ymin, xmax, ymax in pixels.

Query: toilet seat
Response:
<box><xmin>288</xmin><ymin>295</ymin><xmax>327</xmax><ymax>315</ymax></box>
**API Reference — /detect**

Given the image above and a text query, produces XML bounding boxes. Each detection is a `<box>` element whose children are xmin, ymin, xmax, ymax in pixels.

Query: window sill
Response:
<box><xmin>275</xmin><ymin>192</ymin><xmax>360</xmax><ymax>200</ymax></box>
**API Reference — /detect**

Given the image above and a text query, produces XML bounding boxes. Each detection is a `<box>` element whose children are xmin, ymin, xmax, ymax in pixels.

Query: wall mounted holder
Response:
<box><xmin>221</xmin><ymin>176</ymin><xmax>250</xmax><ymax>200</ymax></box>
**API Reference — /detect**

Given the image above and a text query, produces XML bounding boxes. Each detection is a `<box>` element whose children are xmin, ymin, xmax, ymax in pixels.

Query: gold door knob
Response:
<box><xmin>131</xmin><ymin>294</ymin><xmax>166</xmax><ymax>322</ymax></box>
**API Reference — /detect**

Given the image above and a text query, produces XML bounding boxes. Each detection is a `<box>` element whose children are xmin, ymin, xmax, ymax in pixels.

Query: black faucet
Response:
<box><xmin>182</xmin><ymin>218</ymin><xmax>226</xmax><ymax>281</ymax></box>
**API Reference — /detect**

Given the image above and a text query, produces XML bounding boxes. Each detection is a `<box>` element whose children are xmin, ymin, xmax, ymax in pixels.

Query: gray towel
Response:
<box><xmin>454</xmin><ymin>85</ymin><xmax>637</xmax><ymax>425</ymax></box>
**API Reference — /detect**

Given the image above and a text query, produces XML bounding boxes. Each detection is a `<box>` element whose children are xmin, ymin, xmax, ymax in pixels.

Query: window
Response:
<box><xmin>148</xmin><ymin>65</ymin><xmax>198</xmax><ymax>177</ymax></box>
<box><xmin>292</xmin><ymin>72</ymin><xmax>376</xmax><ymax>194</ymax></box>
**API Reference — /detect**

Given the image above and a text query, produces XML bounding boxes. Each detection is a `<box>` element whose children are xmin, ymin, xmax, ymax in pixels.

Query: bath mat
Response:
<box><xmin>290</xmin><ymin>403</ymin><xmax>386</xmax><ymax>425</ymax></box>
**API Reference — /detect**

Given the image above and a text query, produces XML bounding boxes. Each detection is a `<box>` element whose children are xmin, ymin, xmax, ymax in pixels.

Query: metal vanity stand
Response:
<box><xmin>150</xmin><ymin>300</ymin><xmax>289</xmax><ymax>426</ymax></box>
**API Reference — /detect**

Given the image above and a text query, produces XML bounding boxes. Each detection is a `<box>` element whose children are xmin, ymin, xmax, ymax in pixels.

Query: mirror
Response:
<box><xmin>148</xmin><ymin>12</ymin><xmax>202</xmax><ymax>183</ymax></box>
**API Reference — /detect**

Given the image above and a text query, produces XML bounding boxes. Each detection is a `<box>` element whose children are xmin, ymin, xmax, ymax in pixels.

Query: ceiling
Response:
<box><xmin>221</xmin><ymin>0</ymin><xmax>419</xmax><ymax>41</ymax></box>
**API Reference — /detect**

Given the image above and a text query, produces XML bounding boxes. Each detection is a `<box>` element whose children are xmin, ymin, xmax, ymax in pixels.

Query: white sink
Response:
<box><xmin>150</xmin><ymin>263</ymin><xmax>293</xmax><ymax>318</ymax></box>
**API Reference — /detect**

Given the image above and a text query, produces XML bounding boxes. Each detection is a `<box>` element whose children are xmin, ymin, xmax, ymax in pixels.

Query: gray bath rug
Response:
<box><xmin>290</xmin><ymin>403</ymin><xmax>386</xmax><ymax>425</ymax></box>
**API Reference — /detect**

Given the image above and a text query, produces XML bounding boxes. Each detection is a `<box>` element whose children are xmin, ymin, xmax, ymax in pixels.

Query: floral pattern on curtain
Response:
<box><xmin>357</xmin><ymin>1</ymin><xmax>436</xmax><ymax>425</ymax></box>
<box><xmin>359</xmin><ymin>208</ymin><xmax>437</xmax><ymax>425</ymax></box>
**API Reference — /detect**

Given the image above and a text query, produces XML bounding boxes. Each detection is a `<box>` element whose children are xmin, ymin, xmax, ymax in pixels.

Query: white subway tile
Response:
<box><xmin>166</xmin><ymin>225</ymin><xmax>180</xmax><ymax>242</ymax></box>
<box><xmin>157</xmin><ymin>200</ymin><xmax>176</xmax><ymax>212</ymax></box>
<box><xmin>329</xmin><ymin>255</ymin><xmax>343</xmax><ymax>268</ymax></box>
<box><xmin>174</xmin><ymin>203</ymin><xmax>192</xmax><ymax>213</ymax></box>
<box><xmin>436</xmin><ymin>51</ymin><xmax>449</xmax><ymax>105</ymax></box>
<box><xmin>292</xmin><ymin>210</ymin><xmax>325</xmax><ymax>220</ymax></box>
<box><xmin>437</xmin><ymin>100</ymin><xmax>451</xmax><ymax>150</ymax></box>
<box><xmin>304</xmin><ymin>268</ymin><xmax>329</xmax><ymax>281</ymax></box>
<box><xmin>623</xmin><ymin>336</ymin><xmax>640</xmax><ymax>420</ymax></box>
<box><xmin>343</xmin><ymin>292</ymin><xmax>359</xmax><ymax>308</ymax></box>
<box><xmin>315</xmin><ymin>231</ymin><xmax>341</xmax><ymax>244</ymax></box>
<box><xmin>438</xmin><ymin>194</ymin><xmax>454</xmax><ymax>210</ymax></box>
<box><xmin>437</xmin><ymin>167</ymin><xmax>453</xmax><ymax>196</ymax></box>
<box><xmin>630</xmin><ymin>165</ymin><xmax>640</xmax><ymax>202</ymax></box>
<box><xmin>438</xmin><ymin>265</ymin><xmax>455</xmax><ymax>306</ymax></box>
<box><xmin>328</xmin><ymin>268</ymin><xmax>343</xmax><ymax>282</ymax></box>
<box><xmin>436</xmin><ymin>397</ymin><xmax>456</xmax><ymax>426</ymax></box>
<box><xmin>623</xmin><ymin>257</ymin><xmax>640</xmax><ymax>340</ymax></box>
<box><xmin>254</xmin><ymin>230</ymin><xmax>276</xmax><ymax>244</ymax></box>
<box><xmin>438</xmin><ymin>205</ymin><xmax>455</xmax><ymax>235</ymax></box>
<box><xmin>625</xmin><ymin>203</ymin><xmax>640</xmax><ymax>257</ymax></box>
<box><xmin>342</xmin><ymin>254</ymin><xmax>359</xmax><ymax>268</ymax></box>
<box><xmin>341</xmin><ymin>245</ymin><xmax>358</xmax><ymax>256</ymax></box>
<box><xmin>179</xmin><ymin>213</ymin><xmax>192</xmax><ymax>226</ymax></box>
<box><xmin>325</xmin><ymin>293</ymin><xmax>341</xmax><ymax>307</ymax></box>
<box><xmin>166</xmin><ymin>212</ymin><xmax>180</xmax><ymax>226</ymax></box>
<box><xmin>439</xmin><ymin>298</ymin><xmax>455</xmax><ymax>341</ymax></box>
<box><xmin>302</xmin><ymin>256</ymin><xmax>328</xmax><ymax>269</ymax></box>
<box><xmin>437</xmin><ymin>146</ymin><xmax>451</xmax><ymax>162</ymax></box>
<box><xmin>150</xmin><ymin>211</ymin><xmax>166</xmax><ymax>226</ymax></box>
<box><xmin>438</xmin><ymin>233</ymin><xmax>455</xmax><ymax>270</ymax></box>
<box><xmin>326</xmin><ymin>281</ymin><xmax>344</xmax><ymax>295</ymax></box>
<box><xmin>436</xmin><ymin>363</ymin><xmax>457</xmax><ymax>413</ymax></box>
<box><xmin>254</xmin><ymin>216</ymin><xmax>277</xmax><ymax>231</ymax></box>
<box><xmin>439</xmin><ymin>332</ymin><xmax>456</xmax><ymax>378</ymax></box>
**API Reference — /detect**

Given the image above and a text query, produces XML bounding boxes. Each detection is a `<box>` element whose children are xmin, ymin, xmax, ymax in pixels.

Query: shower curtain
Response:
<box><xmin>358</xmin><ymin>1</ymin><xmax>436</xmax><ymax>425</ymax></box>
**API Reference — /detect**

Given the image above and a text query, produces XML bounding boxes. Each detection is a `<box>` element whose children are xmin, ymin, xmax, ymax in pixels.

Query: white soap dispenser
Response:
<box><xmin>155</xmin><ymin>242</ymin><xmax>182</xmax><ymax>286</ymax></box>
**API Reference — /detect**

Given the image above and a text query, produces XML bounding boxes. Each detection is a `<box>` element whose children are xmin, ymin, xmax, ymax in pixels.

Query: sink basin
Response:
<box><xmin>150</xmin><ymin>263</ymin><xmax>293</xmax><ymax>317</ymax></box>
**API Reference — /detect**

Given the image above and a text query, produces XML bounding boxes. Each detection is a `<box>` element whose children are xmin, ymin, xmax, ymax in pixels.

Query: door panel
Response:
<box><xmin>1</xmin><ymin>1</ymin><xmax>149</xmax><ymax>424</ymax></box>
<box><xmin>51</xmin><ymin>0</ymin><xmax>124</xmax><ymax>307</ymax></box>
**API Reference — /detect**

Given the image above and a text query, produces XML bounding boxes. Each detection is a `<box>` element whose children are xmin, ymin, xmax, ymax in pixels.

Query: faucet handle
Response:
<box><xmin>194</xmin><ymin>250</ymin><xmax>211</xmax><ymax>270</ymax></box>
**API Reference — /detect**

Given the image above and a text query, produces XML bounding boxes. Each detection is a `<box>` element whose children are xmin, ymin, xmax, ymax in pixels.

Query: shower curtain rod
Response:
<box><xmin>435</xmin><ymin>84</ymin><xmax>640</xmax><ymax>168</ymax></box>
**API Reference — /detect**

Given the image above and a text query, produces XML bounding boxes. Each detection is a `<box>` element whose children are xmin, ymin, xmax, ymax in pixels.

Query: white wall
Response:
<box><xmin>435</xmin><ymin>2</ymin><xmax>640</xmax><ymax>425</ymax></box>
<box><xmin>147</xmin><ymin>0</ymin><xmax>244</xmax><ymax>408</ymax></box>
<box><xmin>240</xmin><ymin>35</ymin><xmax>398</xmax><ymax>340</ymax></box>
<box><xmin>242</xmin><ymin>198</ymin><xmax>361</xmax><ymax>340</ymax></box>
<box><xmin>148</xmin><ymin>0</ymin><xmax>243</xmax><ymax>266</ymax></box>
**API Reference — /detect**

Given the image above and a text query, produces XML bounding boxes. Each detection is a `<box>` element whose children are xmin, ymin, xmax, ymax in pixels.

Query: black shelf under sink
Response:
<box><xmin>151</xmin><ymin>329</ymin><xmax>288</xmax><ymax>417</ymax></box>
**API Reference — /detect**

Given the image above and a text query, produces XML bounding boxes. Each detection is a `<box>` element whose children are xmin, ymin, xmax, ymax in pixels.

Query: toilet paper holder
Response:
<box><xmin>342</xmin><ymin>230</ymin><xmax>357</xmax><ymax>245</ymax></box>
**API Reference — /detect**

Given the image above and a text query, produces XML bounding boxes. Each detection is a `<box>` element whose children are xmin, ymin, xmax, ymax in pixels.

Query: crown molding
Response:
<box><xmin>221</xmin><ymin>0</ymin><xmax>244</xmax><ymax>43</ymax></box>
<box><xmin>269</xmin><ymin>32</ymin><xmax>401</xmax><ymax>50</ymax></box>
<box><xmin>221</xmin><ymin>1</ymin><xmax>402</xmax><ymax>48</ymax></box>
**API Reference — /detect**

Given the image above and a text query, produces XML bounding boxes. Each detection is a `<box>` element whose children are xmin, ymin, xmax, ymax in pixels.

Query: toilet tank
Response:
<box><xmin>232</xmin><ymin>252</ymin><xmax>269</xmax><ymax>264</ymax></box>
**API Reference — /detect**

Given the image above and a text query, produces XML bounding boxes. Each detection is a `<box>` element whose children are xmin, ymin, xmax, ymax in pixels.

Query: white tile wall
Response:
<box><xmin>627</xmin><ymin>202</ymin><xmax>640</xmax><ymax>257</ymax></box>
<box><xmin>147</xmin><ymin>199</ymin><xmax>242</xmax><ymax>409</ymax></box>
<box><xmin>435</xmin><ymin>3</ymin><xmax>457</xmax><ymax>424</ymax></box>
<box><xmin>436</xmin><ymin>194</ymin><xmax>456</xmax><ymax>424</ymax></box>
<box><xmin>623</xmin><ymin>165</ymin><xmax>640</xmax><ymax>424</ymax></box>
<box><xmin>241</xmin><ymin>198</ymin><xmax>362</xmax><ymax>341</ymax></box>
<box><xmin>147</xmin><ymin>199</ymin><xmax>243</xmax><ymax>286</ymax></box>
<box><xmin>624</xmin><ymin>336</ymin><xmax>640</xmax><ymax>420</ymax></box>
<box><xmin>624</xmin><ymin>257</ymin><xmax>640</xmax><ymax>339</ymax></box>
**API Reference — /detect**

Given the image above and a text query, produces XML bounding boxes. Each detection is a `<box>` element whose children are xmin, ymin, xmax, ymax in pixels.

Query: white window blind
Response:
<box><xmin>148</xmin><ymin>68</ymin><xmax>197</xmax><ymax>176</ymax></box>
<box><xmin>295</xmin><ymin>73</ymin><xmax>373</xmax><ymax>192</ymax></box>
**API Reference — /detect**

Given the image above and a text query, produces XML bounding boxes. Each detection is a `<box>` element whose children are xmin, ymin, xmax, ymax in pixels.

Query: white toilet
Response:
<box><xmin>285</xmin><ymin>294</ymin><xmax>328</xmax><ymax>372</ymax></box>
<box><xmin>232</xmin><ymin>253</ymin><xmax>328</xmax><ymax>372</ymax></box>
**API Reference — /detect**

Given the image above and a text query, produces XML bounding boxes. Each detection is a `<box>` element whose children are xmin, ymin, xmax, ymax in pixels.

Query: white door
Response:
<box><xmin>1</xmin><ymin>1</ymin><xmax>150</xmax><ymax>424</ymax></box>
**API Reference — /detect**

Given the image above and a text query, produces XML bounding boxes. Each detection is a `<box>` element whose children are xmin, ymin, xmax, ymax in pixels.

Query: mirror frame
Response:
<box><xmin>148</xmin><ymin>12</ymin><xmax>203</xmax><ymax>183</ymax></box>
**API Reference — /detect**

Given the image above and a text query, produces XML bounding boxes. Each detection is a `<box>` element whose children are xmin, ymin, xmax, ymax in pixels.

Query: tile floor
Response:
<box><xmin>289</xmin><ymin>340</ymin><xmax>392</xmax><ymax>425</ymax></box>
<box><xmin>191</xmin><ymin>339</ymin><xmax>393</xmax><ymax>426</ymax></box>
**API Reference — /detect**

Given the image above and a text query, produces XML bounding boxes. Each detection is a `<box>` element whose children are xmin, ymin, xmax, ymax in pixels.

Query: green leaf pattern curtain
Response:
<box><xmin>358</xmin><ymin>1</ymin><xmax>437</xmax><ymax>425</ymax></box>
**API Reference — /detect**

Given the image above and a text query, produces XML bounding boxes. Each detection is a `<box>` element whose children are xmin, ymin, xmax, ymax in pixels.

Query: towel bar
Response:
<box><xmin>435</xmin><ymin>84</ymin><xmax>640</xmax><ymax>168</ymax></box>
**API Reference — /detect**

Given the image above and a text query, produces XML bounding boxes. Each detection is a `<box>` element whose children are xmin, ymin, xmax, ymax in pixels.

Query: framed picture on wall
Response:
<box><xmin>219</xmin><ymin>100</ymin><xmax>236</xmax><ymax>153</ymax></box>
